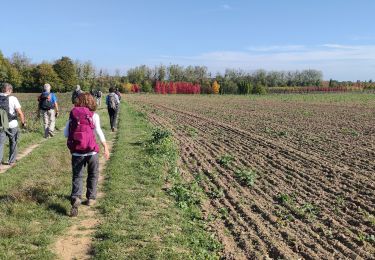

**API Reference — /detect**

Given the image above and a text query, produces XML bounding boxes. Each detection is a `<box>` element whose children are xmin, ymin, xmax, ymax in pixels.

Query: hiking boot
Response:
<box><xmin>70</xmin><ymin>206</ymin><xmax>78</xmax><ymax>217</ymax></box>
<box><xmin>85</xmin><ymin>199</ymin><xmax>96</xmax><ymax>206</ymax></box>
<box><xmin>70</xmin><ymin>197</ymin><xmax>81</xmax><ymax>217</ymax></box>
<box><xmin>48</xmin><ymin>131</ymin><xmax>55</xmax><ymax>137</ymax></box>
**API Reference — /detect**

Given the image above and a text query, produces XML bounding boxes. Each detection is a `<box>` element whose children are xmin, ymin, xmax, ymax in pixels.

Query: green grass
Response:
<box><xmin>93</xmin><ymin>102</ymin><xmax>221</xmax><ymax>259</ymax></box>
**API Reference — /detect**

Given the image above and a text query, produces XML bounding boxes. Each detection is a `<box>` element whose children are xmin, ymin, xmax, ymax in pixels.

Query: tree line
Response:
<box><xmin>1</xmin><ymin>50</ymin><xmax>326</xmax><ymax>94</ymax></box>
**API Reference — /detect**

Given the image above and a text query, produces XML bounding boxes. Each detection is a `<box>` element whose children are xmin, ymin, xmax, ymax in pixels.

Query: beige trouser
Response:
<box><xmin>41</xmin><ymin>109</ymin><xmax>56</xmax><ymax>138</ymax></box>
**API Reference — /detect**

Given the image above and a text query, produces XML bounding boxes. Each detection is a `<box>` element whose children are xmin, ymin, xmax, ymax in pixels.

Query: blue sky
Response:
<box><xmin>1</xmin><ymin>0</ymin><xmax>375</xmax><ymax>80</ymax></box>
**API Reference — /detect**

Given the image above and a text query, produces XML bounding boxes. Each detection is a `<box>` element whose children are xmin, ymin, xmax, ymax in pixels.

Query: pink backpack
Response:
<box><xmin>67</xmin><ymin>107</ymin><xmax>99</xmax><ymax>154</ymax></box>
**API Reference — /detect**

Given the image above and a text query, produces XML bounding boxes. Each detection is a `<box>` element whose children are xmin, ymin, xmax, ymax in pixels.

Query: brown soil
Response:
<box><xmin>127</xmin><ymin>95</ymin><xmax>375</xmax><ymax>259</ymax></box>
<box><xmin>53</xmin><ymin>140</ymin><xmax>114</xmax><ymax>260</ymax></box>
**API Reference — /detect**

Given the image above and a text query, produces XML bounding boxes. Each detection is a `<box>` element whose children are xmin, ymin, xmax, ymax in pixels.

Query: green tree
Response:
<box><xmin>53</xmin><ymin>56</ymin><xmax>77</xmax><ymax>91</ymax></box>
<box><xmin>34</xmin><ymin>63</ymin><xmax>61</xmax><ymax>91</ymax></box>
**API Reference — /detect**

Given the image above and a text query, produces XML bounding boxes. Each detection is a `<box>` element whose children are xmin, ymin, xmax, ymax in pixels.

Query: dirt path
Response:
<box><xmin>53</xmin><ymin>140</ymin><xmax>114</xmax><ymax>260</ymax></box>
<box><xmin>0</xmin><ymin>140</ymin><xmax>46</xmax><ymax>174</ymax></box>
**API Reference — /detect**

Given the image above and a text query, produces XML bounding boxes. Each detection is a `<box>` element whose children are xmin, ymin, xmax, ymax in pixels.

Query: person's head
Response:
<box><xmin>109</xmin><ymin>87</ymin><xmax>115</xmax><ymax>93</ymax></box>
<box><xmin>1</xmin><ymin>83</ymin><xmax>13</xmax><ymax>94</ymax></box>
<box><xmin>44</xmin><ymin>83</ymin><xmax>51</xmax><ymax>92</ymax></box>
<box><xmin>75</xmin><ymin>92</ymin><xmax>97</xmax><ymax>111</ymax></box>
<box><xmin>76</xmin><ymin>85</ymin><xmax>81</xmax><ymax>91</ymax></box>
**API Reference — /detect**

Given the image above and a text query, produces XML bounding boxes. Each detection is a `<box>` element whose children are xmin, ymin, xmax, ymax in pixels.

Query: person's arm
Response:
<box><xmin>55</xmin><ymin>102</ymin><xmax>59</xmax><ymax>116</ymax></box>
<box><xmin>15</xmin><ymin>108</ymin><xmax>26</xmax><ymax>127</ymax></box>
<box><xmin>13</xmin><ymin>97</ymin><xmax>26</xmax><ymax>127</ymax></box>
<box><xmin>93</xmin><ymin>113</ymin><xmax>110</xmax><ymax>159</ymax></box>
<box><xmin>64</xmin><ymin>120</ymin><xmax>70</xmax><ymax>137</ymax></box>
<box><xmin>53</xmin><ymin>94</ymin><xmax>59</xmax><ymax>116</ymax></box>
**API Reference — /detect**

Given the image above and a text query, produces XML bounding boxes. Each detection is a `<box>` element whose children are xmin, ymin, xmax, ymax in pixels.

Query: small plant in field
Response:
<box><xmin>218</xmin><ymin>207</ymin><xmax>229</xmax><ymax>219</ymax></box>
<box><xmin>187</xmin><ymin>126</ymin><xmax>198</xmax><ymax>138</ymax></box>
<box><xmin>358</xmin><ymin>232</ymin><xmax>375</xmax><ymax>244</ymax></box>
<box><xmin>341</xmin><ymin>127</ymin><xmax>360</xmax><ymax>137</ymax></box>
<box><xmin>277</xmin><ymin>130</ymin><xmax>288</xmax><ymax>137</ymax></box>
<box><xmin>216</xmin><ymin>154</ymin><xmax>234</xmax><ymax>168</ymax></box>
<box><xmin>276</xmin><ymin>193</ymin><xmax>294</xmax><ymax>205</ymax></box>
<box><xmin>151</xmin><ymin>128</ymin><xmax>171</xmax><ymax>143</ymax></box>
<box><xmin>234</xmin><ymin>168</ymin><xmax>257</xmax><ymax>187</ymax></box>
<box><xmin>359</xmin><ymin>208</ymin><xmax>375</xmax><ymax>226</ymax></box>
<box><xmin>167</xmin><ymin>183</ymin><xmax>200</xmax><ymax>209</ymax></box>
<box><xmin>209</xmin><ymin>187</ymin><xmax>224</xmax><ymax>199</ymax></box>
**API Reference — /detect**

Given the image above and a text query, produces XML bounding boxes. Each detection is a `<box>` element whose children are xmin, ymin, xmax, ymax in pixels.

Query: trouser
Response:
<box><xmin>70</xmin><ymin>154</ymin><xmax>99</xmax><ymax>205</ymax></box>
<box><xmin>108</xmin><ymin>107</ymin><xmax>118</xmax><ymax>129</ymax></box>
<box><xmin>41</xmin><ymin>109</ymin><xmax>56</xmax><ymax>138</ymax></box>
<box><xmin>0</xmin><ymin>127</ymin><xmax>19</xmax><ymax>164</ymax></box>
<box><xmin>96</xmin><ymin>97</ymin><xmax>101</xmax><ymax>106</ymax></box>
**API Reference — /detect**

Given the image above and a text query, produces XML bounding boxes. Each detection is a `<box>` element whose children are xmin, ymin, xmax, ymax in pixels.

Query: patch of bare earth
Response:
<box><xmin>53</xmin><ymin>140</ymin><xmax>114</xmax><ymax>260</ymax></box>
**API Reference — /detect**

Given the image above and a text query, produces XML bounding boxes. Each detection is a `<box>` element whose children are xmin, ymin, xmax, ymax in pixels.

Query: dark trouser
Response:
<box><xmin>71</xmin><ymin>154</ymin><xmax>99</xmax><ymax>205</ymax></box>
<box><xmin>108</xmin><ymin>107</ymin><xmax>118</xmax><ymax>129</ymax></box>
<box><xmin>0</xmin><ymin>127</ymin><xmax>19</xmax><ymax>164</ymax></box>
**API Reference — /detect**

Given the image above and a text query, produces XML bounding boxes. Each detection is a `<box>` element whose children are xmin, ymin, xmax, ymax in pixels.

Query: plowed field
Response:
<box><xmin>127</xmin><ymin>94</ymin><xmax>375</xmax><ymax>259</ymax></box>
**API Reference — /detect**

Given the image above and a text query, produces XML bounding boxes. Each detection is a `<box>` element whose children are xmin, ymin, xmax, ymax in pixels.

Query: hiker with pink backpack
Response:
<box><xmin>64</xmin><ymin>92</ymin><xmax>110</xmax><ymax>217</ymax></box>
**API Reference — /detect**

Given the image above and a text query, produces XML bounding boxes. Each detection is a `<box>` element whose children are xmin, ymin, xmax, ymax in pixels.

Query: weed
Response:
<box><xmin>276</xmin><ymin>193</ymin><xmax>294</xmax><ymax>205</ymax></box>
<box><xmin>208</xmin><ymin>187</ymin><xmax>224</xmax><ymax>199</ymax></box>
<box><xmin>341</xmin><ymin>127</ymin><xmax>360</xmax><ymax>137</ymax></box>
<box><xmin>218</xmin><ymin>207</ymin><xmax>229</xmax><ymax>219</ymax></box>
<box><xmin>234</xmin><ymin>168</ymin><xmax>257</xmax><ymax>187</ymax></box>
<box><xmin>151</xmin><ymin>128</ymin><xmax>172</xmax><ymax>144</ymax></box>
<box><xmin>187</xmin><ymin>126</ymin><xmax>199</xmax><ymax>138</ymax></box>
<box><xmin>216</xmin><ymin>154</ymin><xmax>234</xmax><ymax>168</ymax></box>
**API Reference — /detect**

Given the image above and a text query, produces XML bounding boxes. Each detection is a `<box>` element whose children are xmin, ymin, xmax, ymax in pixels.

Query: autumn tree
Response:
<box><xmin>212</xmin><ymin>80</ymin><xmax>220</xmax><ymax>94</ymax></box>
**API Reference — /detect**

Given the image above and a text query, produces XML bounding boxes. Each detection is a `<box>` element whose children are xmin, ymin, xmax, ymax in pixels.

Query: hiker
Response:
<box><xmin>71</xmin><ymin>85</ymin><xmax>82</xmax><ymax>104</ymax></box>
<box><xmin>64</xmin><ymin>92</ymin><xmax>110</xmax><ymax>217</ymax></box>
<box><xmin>115</xmin><ymin>87</ymin><xmax>122</xmax><ymax>101</ymax></box>
<box><xmin>38</xmin><ymin>83</ymin><xmax>59</xmax><ymax>138</ymax></box>
<box><xmin>0</xmin><ymin>83</ymin><xmax>26</xmax><ymax>166</ymax></box>
<box><xmin>106</xmin><ymin>87</ymin><xmax>120</xmax><ymax>132</ymax></box>
<box><xmin>96</xmin><ymin>90</ymin><xmax>102</xmax><ymax>106</ymax></box>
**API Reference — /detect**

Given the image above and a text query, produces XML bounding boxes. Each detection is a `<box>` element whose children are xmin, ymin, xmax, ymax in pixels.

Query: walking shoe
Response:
<box><xmin>85</xmin><ymin>199</ymin><xmax>96</xmax><ymax>206</ymax></box>
<box><xmin>70</xmin><ymin>197</ymin><xmax>81</xmax><ymax>217</ymax></box>
<box><xmin>48</xmin><ymin>131</ymin><xmax>55</xmax><ymax>137</ymax></box>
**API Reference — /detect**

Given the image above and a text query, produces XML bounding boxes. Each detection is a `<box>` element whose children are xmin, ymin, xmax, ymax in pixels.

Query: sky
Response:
<box><xmin>1</xmin><ymin>0</ymin><xmax>375</xmax><ymax>80</ymax></box>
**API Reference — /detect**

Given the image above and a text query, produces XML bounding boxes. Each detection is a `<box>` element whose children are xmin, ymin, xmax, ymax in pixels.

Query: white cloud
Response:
<box><xmin>154</xmin><ymin>44</ymin><xmax>375</xmax><ymax>80</ymax></box>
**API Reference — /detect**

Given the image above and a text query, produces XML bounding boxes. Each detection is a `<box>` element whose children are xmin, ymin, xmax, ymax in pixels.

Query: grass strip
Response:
<box><xmin>93</xmin><ymin>101</ymin><xmax>221</xmax><ymax>259</ymax></box>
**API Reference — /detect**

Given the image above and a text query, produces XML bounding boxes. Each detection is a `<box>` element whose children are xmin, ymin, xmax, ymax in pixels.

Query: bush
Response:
<box><xmin>142</xmin><ymin>81</ymin><xmax>153</xmax><ymax>93</ymax></box>
<box><xmin>252</xmin><ymin>84</ymin><xmax>267</xmax><ymax>95</ymax></box>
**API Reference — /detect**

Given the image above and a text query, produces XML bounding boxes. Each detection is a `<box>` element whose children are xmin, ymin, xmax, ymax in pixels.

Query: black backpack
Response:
<box><xmin>38</xmin><ymin>93</ymin><xmax>54</xmax><ymax>110</ymax></box>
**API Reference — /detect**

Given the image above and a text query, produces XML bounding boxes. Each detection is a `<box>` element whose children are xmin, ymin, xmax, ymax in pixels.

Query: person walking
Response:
<box><xmin>38</xmin><ymin>83</ymin><xmax>59</xmax><ymax>138</ymax></box>
<box><xmin>106</xmin><ymin>87</ymin><xmax>120</xmax><ymax>132</ymax></box>
<box><xmin>71</xmin><ymin>85</ymin><xmax>82</xmax><ymax>104</ymax></box>
<box><xmin>65</xmin><ymin>93</ymin><xmax>109</xmax><ymax>217</ymax></box>
<box><xmin>0</xmin><ymin>83</ymin><xmax>26</xmax><ymax>166</ymax></box>
<box><xmin>96</xmin><ymin>90</ymin><xmax>102</xmax><ymax>106</ymax></box>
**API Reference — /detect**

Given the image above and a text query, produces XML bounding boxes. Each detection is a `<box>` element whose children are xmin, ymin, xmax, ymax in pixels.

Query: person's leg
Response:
<box><xmin>48</xmin><ymin>109</ymin><xmax>56</xmax><ymax>136</ymax></box>
<box><xmin>7</xmin><ymin>128</ymin><xmax>19</xmax><ymax>164</ymax></box>
<box><xmin>108</xmin><ymin>108</ymin><xmax>115</xmax><ymax>130</ymax></box>
<box><xmin>42</xmin><ymin>110</ymin><xmax>50</xmax><ymax>138</ymax></box>
<box><xmin>0</xmin><ymin>131</ymin><xmax>7</xmax><ymax>164</ymax></box>
<box><xmin>71</xmin><ymin>155</ymin><xmax>87</xmax><ymax>203</ymax></box>
<box><xmin>113</xmin><ymin>108</ymin><xmax>119</xmax><ymax>129</ymax></box>
<box><xmin>86</xmin><ymin>153</ymin><xmax>99</xmax><ymax>201</ymax></box>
